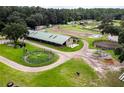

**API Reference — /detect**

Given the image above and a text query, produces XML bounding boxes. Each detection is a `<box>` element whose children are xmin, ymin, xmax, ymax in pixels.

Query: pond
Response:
<box><xmin>94</xmin><ymin>40</ymin><xmax>120</xmax><ymax>50</ymax></box>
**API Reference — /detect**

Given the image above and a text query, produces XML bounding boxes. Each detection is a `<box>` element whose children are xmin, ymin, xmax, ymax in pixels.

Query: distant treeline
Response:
<box><xmin>0</xmin><ymin>6</ymin><xmax>124</xmax><ymax>29</ymax></box>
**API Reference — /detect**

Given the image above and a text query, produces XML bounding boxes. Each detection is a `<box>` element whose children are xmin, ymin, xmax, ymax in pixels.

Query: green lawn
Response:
<box><xmin>0</xmin><ymin>44</ymin><xmax>59</xmax><ymax>67</ymax></box>
<box><xmin>0</xmin><ymin>58</ymin><xmax>123</xmax><ymax>87</ymax></box>
<box><xmin>0</xmin><ymin>58</ymin><xmax>101</xmax><ymax>87</ymax></box>
<box><xmin>28</xmin><ymin>39</ymin><xmax>83</xmax><ymax>52</ymax></box>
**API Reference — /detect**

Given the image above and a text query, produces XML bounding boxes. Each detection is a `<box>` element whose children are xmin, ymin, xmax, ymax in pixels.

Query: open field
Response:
<box><xmin>0</xmin><ymin>58</ymin><xmax>100</xmax><ymax>87</ymax></box>
<box><xmin>0</xmin><ymin>58</ymin><xmax>124</xmax><ymax>87</ymax></box>
<box><xmin>59</xmin><ymin>25</ymin><xmax>99</xmax><ymax>34</ymax></box>
<box><xmin>47</xmin><ymin>24</ymin><xmax>100</xmax><ymax>35</ymax></box>
<box><xmin>58</xmin><ymin>20</ymin><xmax>100</xmax><ymax>34</ymax></box>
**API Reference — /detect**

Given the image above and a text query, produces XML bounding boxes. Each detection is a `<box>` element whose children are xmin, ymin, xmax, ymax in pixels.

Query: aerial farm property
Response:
<box><xmin>0</xmin><ymin>6</ymin><xmax>124</xmax><ymax>87</ymax></box>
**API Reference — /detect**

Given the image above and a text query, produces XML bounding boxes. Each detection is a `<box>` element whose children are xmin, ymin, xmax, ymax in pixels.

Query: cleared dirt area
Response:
<box><xmin>47</xmin><ymin>25</ymin><xmax>95</xmax><ymax>38</ymax></box>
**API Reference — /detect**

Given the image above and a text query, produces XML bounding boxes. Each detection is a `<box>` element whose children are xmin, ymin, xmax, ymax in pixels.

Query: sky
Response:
<box><xmin>0</xmin><ymin>0</ymin><xmax>124</xmax><ymax>8</ymax></box>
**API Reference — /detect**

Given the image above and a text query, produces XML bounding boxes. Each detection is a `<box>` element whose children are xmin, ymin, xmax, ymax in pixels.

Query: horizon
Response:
<box><xmin>0</xmin><ymin>0</ymin><xmax>124</xmax><ymax>9</ymax></box>
<box><xmin>42</xmin><ymin>6</ymin><xmax>124</xmax><ymax>9</ymax></box>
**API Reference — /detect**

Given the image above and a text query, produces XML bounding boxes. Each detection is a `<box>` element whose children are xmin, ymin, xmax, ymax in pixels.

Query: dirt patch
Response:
<box><xmin>49</xmin><ymin>26</ymin><xmax>94</xmax><ymax>38</ymax></box>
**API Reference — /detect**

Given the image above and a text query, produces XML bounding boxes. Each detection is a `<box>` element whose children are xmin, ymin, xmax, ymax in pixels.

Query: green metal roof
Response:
<box><xmin>28</xmin><ymin>30</ymin><xmax>71</xmax><ymax>45</ymax></box>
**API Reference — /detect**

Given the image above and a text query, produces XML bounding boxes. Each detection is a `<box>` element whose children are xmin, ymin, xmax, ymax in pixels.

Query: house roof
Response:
<box><xmin>28</xmin><ymin>30</ymin><xmax>71</xmax><ymax>45</ymax></box>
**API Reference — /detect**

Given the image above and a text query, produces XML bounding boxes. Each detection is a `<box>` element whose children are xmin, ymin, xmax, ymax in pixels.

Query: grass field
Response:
<box><xmin>28</xmin><ymin>39</ymin><xmax>83</xmax><ymax>52</ymax></box>
<box><xmin>0</xmin><ymin>58</ymin><xmax>101</xmax><ymax>87</ymax></box>
<box><xmin>0</xmin><ymin>58</ymin><xmax>123</xmax><ymax>87</ymax></box>
<box><xmin>102</xmin><ymin>70</ymin><xmax>124</xmax><ymax>87</ymax></box>
<box><xmin>0</xmin><ymin>44</ymin><xmax>59</xmax><ymax>67</ymax></box>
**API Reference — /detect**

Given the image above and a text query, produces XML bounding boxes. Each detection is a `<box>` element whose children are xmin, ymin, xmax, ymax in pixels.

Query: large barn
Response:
<box><xmin>27</xmin><ymin>30</ymin><xmax>74</xmax><ymax>46</ymax></box>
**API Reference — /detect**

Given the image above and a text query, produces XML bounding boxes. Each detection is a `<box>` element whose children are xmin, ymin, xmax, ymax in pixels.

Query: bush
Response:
<box><xmin>118</xmin><ymin>52</ymin><xmax>124</xmax><ymax>63</ymax></box>
<box><xmin>114</xmin><ymin>47</ymin><xmax>122</xmax><ymax>55</ymax></box>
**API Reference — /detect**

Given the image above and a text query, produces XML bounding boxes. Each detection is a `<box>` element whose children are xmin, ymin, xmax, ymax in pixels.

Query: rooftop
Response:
<box><xmin>28</xmin><ymin>30</ymin><xmax>71</xmax><ymax>45</ymax></box>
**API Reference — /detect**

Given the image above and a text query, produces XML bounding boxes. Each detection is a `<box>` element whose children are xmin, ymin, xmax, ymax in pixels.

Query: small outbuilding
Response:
<box><xmin>35</xmin><ymin>26</ymin><xmax>47</xmax><ymax>31</ymax></box>
<box><xmin>27</xmin><ymin>30</ymin><xmax>74</xmax><ymax>47</ymax></box>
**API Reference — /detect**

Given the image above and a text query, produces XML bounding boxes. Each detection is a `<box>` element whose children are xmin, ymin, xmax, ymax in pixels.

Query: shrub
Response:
<box><xmin>114</xmin><ymin>47</ymin><xmax>122</xmax><ymax>55</ymax></box>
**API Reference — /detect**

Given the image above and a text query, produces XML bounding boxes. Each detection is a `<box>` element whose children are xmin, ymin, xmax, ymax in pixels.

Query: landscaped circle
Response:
<box><xmin>24</xmin><ymin>50</ymin><xmax>58</xmax><ymax>67</ymax></box>
<box><xmin>93</xmin><ymin>40</ymin><xmax>120</xmax><ymax>50</ymax></box>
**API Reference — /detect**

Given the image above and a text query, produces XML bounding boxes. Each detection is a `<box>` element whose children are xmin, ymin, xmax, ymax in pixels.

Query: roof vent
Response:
<box><xmin>49</xmin><ymin>35</ymin><xmax>53</xmax><ymax>38</ymax></box>
<box><xmin>53</xmin><ymin>35</ymin><xmax>57</xmax><ymax>39</ymax></box>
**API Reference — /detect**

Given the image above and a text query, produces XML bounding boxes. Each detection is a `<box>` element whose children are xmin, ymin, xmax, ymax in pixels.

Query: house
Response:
<box><xmin>108</xmin><ymin>35</ymin><xmax>118</xmax><ymax>42</ymax></box>
<box><xmin>35</xmin><ymin>26</ymin><xmax>47</xmax><ymax>31</ymax></box>
<box><xmin>27</xmin><ymin>30</ymin><xmax>74</xmax><ymax>47</ymax></box>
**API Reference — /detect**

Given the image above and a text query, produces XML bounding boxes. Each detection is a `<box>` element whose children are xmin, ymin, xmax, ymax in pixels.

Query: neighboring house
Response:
<box><xmin>35</xmin><ymin>26</ymin><xmax>47</xmax><ymax>31</ymax></box>
<box><xmin>27</xmin><ymin>30</ymin><xmax>74</xmax><ymax>47</ymax></box>
<box><xmin>108</xmin><ymin>35</ymin><xmax>118</xmax><ymax>42</ymax></box>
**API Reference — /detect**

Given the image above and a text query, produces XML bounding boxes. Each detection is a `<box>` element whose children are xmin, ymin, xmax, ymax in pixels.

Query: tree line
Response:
<box><xmin>0</xmin><ymin>6</ymin><xmax>124</xmax><ymax>29</ymax></box>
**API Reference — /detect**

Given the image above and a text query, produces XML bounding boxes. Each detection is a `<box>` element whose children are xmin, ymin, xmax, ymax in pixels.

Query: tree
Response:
<box><xmin>98</xmin><ymin>16</ymin><xmax>122</xmax><ymax>35</ymax></box>
<box><xmin>1</xmin><ymin>23</ymin><xmax>28</xmax><ymax>47</ymax></box>
<box><xmin>1</xmin><ymin>6</ymin><xmax>124</xmax><ymax>26</ymax></box>
<box><xmin>120</xmin><ymin>21</ymin><xmax>124</xmax><ymax>28</ymax></box>
<box><xmin>101</xmin><ymin>25</ymin><xmax>122</xmax><ymax>35</ymax></box>
<box><xmin>118</xmin><ymin>30</ymin><xmax>124</xmax><ymax>44</ymax></box>
<box><xmin>114</xmin><ymin>47</ymin><xmax>122</xmax><ymax>55</ymax></box>
<box><xmin>30</xmin><ymin>13</ymin><xmax>43</xmax><ymax>26</ymax></box>
<box><xmin>0</xmin><ymin>21</ymin><xmax>5</xmax><ymax>33</ymax></box>
<box><xmin>98</xmin><ymin>16</ymin><xmax>113</xmax><ymax>30</ymax></box>
<box><xmin>26</xmin><ymin>17</ymin><xmax>37</xmax><ymax>29</ymax></box>
<box><xmin>114</xmin><ymin>30</ymin><xmax>124</xmax><ymax>63</ymax></box>
<box><xmin>7</xmin><ymin>11</ymin><xmax>26</xmax><ymax>26</ymax></box>
<box><xmin>118</xmin><ymin>51</ymin><xmax>124</xmax><ymax>63</ymax></box>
